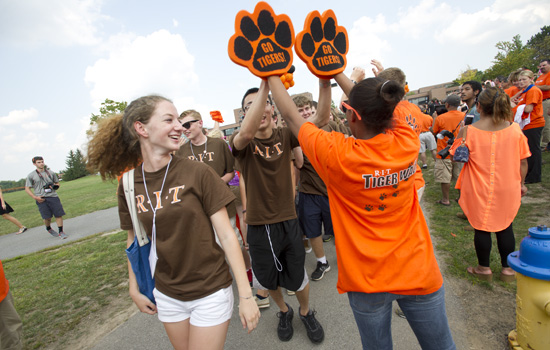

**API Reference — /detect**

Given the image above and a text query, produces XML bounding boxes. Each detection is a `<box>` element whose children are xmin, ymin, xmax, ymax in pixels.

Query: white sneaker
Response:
<box><xmin>254</xmin><ymin>295</ymin><xmax>270</xmax><ymax>309</ymax></box>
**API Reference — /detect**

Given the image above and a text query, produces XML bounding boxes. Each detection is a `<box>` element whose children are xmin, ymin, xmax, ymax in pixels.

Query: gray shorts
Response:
<box><xmin>419</xmin><ymin>132</ymin><xmax>437</xmax><ymax>153</ymax></box>
<box><xmin>36</xmin><ymin>197</ymin><xmax>65</xmax><ymax>219</ymax></box>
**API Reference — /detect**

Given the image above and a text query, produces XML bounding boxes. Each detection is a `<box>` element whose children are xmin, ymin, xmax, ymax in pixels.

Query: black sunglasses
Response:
<box><xmin>181</xmin><ymin>120</ymin><xmax>199</xmax><ymax>129</ymax></box>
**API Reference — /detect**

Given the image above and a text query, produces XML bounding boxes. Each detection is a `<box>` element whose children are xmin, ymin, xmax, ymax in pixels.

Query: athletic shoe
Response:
<box><xmin>422</xmin><ymin>164</ymin><xmax>428</xmax><ymax>169</ymax></box>
<box><xmin>322</xmin><ymin>234</ymin><xmax>333</xmax><ymax>242</ymax></box>
<box><xmin>254</xmin><ymin>295</ymin><xmax>270</xmax><ymax>309</ymax></box>
<box><xmin>395</xmin><ymin>307</ymin><xmax>406</xmax><ymax>319</ymax></box>
<box><xmin>287</xmin><ymin>290</ymin><xmax>295</xmax><ymax>296</ymax></box>
<box><xmin>304</xmin><ymin>239</ymin><xmax>312</xmax><ymax>253</ymax></box>
<box><xmin>17</xmin><ymin>227</ymin><xmax>27</xmax><ymax>235</ymax></box>
<box><xmin>311</xmin><ymin>261</ymin><xmax>331</xmax><ymax>281</ymax></box>
<box><xmin>59</xmin><ymin>232</ymin><xmax>68</xmax><ymax>239</ymax></box>
<box><xmin>299</xmin><ymin>308</ymin><xmax>324</xmax><ymax>344</ymax></box>
<box><xmin>456</xmin><ymin>212</ymin><xmax>467</xmax><ymax>220</ymax></box>
<box><xmin>277</xmin><ymin>304</ymin><xmax>294</xmax><ymax>341</ymax></box>
<box><xmin>48</xmin><ymin>229</ymin><xmax>59</xmax><ymax>238</ymax></box>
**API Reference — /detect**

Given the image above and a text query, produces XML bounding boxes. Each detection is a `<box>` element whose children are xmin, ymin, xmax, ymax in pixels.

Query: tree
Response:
<box><xmin>484</xmin><ymin>35</ymin><xmax>535</xmax><ymax>79</ymax></box>
<box><xmin>63</xmin><ymin>149</ymin><xmax>89</xmax><ymax>181</ymax></box>
<box><xmin>453</xmin><ymin>66</ymin><xmax>485</xmax><ymax>85</ymax></box>
<box><xmin>527</xmin><ymin>26</ymin><xmax>550</xmax><ymax>65</ymax></box>
<box><xmin>87</xmin><ymin>99</ymin><xmax>128</xmax><ymax>137</ymax></box>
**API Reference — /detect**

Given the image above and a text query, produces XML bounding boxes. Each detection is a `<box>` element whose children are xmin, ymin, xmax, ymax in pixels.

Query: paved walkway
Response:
<box><xmin>0</xmin><ymin>206</ymin><xmax>473</xmax><ymax>349</ymax></box>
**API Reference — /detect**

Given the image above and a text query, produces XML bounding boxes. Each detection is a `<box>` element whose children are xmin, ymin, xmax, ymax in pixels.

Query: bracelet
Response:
<box><xmin>319</xmin><ymin>81</ymin><xmax>331</xmax><ymax>88</ymax></box>
<box><xmin>240</xmin><ymin>295</ymin><xmax>253</xmax><ymax>300</ymax></box>
<box><xmin>242</xmin><ymin>209</ymin><xmax>247</xmax><ymax>213</ymax></box>
<box><xmin>351</xmin><ymin>80</ymin><xmax>357</xmax><ymax>85</ymax></box>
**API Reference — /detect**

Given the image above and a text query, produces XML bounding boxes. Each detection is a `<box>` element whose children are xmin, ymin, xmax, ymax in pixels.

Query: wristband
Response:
<box><xmin>351</xmin><ymin>80</ymin><xmax>357</xmax><ymax>85</ymax></box>
<box><xmin>242</xmin><ymin>209</ymin><xmax>247</xmax><ymax>213</ymax></box>
<box><xmin>319</xmin><ymin>81</ymin><xmax>331</xmax><ymax>88</ymax></box>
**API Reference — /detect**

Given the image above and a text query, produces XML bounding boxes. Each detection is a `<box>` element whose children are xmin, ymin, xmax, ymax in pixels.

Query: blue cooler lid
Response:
<box><xmin>508</xmin><ymin>225</ymin><xmax>550</xmax><ymax>281</ymax></box>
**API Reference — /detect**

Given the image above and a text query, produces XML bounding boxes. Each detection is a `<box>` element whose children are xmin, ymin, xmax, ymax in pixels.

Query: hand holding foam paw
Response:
<box><xmin>228</xmin><ymin>2</ymin><xmax>294</xmax><ymax>78</ymax></box>
<box><xmin>295</xmin><ymin>10</ymin><xmax>348</xmax><ymax>79</ymax></box>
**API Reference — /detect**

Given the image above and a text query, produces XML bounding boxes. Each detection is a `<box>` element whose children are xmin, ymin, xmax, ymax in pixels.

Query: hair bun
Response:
<box><xmin>380</xmin><ymin>80</ymin><xmax>405</xmax><ymax>104</ymax></box>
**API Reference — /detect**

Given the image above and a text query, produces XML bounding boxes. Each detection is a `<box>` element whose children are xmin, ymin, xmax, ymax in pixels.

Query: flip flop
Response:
<box><xmin>436</xmin><ymin>200</ymin><xmax>450</xmax><ymax>206</ymax></box>
<box><xmin>467</xmin><ymin>267</ymin><xmax>493</xmax><ymax>282</ymax></box>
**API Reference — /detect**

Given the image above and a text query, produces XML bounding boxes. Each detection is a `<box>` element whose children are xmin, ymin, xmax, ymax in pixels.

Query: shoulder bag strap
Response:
<box><xmin>123</xmin><ymin>169</ymin><xmax>149</xmax><ymax>247</ymax></box>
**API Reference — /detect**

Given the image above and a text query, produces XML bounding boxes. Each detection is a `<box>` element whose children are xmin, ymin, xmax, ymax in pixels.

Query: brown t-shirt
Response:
<box><xmin>299</xmin><ymin>121</ymin><xmax>340</xmax><ymax>197</ymax></box>
<box><xmin>176</xmin><ymin>136</ymin><xmax>236</xmax><ymax>218</ymax></box>
<box><xmin>230</xmin><ymin>127</ymin><xmax>299</xmax><ymax>225</ymax></box>
<box><xmin>118</xmin><ymin>156</ymin><xmax>235</xmax><ymax>301</ymax></box>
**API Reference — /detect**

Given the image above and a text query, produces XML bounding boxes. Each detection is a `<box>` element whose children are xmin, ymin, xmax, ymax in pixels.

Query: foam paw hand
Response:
<box><xmin>280</xmin><ymin>65</ymin><xmax>295</xmax><ymax>90</ymax></box>
<box><xmin>295</xmin><ymin>10</ymin><xmax>348</xmax><ymax>79</ymax></box>
<box><xmin>228</xmin><ymin>2</ymin><xmax>295</xmax><ymax>78</ymax></box>
<box><xmin>210</xmin><ymin>111</ymin><xmax>224</xmax><ymax>123</ymax></box>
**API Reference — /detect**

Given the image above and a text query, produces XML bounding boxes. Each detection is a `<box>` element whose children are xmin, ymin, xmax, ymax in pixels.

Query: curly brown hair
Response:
<box><xmin>87</xmin><ymin>95</ymin><xmax>171</xmax><ymax>180</ymax></box>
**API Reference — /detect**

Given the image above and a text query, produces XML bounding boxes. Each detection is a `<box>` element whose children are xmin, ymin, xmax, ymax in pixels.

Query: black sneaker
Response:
<box><xmin>322</xmin><ymin>234</ymin><xmax>333</xmax><ymax>242</ymax></box>
<box><xmin>311</xmin><ymin>261</ymin><xmax>331</xmax><ymax>281</ymax></box>
<box><xmin>276</xmin><ymin>303</ymin><xmax>294</xmax><ymax>341</ymax></box>
<box><xmin>299</xmin><ymin>308</ymin><xmax>324</xmax><ymax>344</ymax></box>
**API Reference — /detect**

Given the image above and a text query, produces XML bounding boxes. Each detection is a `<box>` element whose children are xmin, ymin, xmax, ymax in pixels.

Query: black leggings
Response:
<box><xmin>474</xmin><ymin>223</ymin><xmax>515</xmax><ymax>268</ymax></box>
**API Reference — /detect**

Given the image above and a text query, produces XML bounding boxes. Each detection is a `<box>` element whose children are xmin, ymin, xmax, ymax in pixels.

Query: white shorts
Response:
<box><xmin>153</xmin><ymin>286</ymin><xmax>234</xmax><ymax>326</ymax></box>
<box><xmin>214</xmin><ymin>216</ymin><xmax>242</xmax><ymax>246</ymax></box>
<box><xmin>419</xmin><ymin>132</ymin><xmax>437</xmax><ymax>153</ymax></box>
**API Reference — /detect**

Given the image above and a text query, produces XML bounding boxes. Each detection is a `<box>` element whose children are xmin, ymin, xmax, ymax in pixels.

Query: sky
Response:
<box><xmin>0</xmin><ymin>0</ymin><xmax>548</xmax><ymax>181</ymax></box>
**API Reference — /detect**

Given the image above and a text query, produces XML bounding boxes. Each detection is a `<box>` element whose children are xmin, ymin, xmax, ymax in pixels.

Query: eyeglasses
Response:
<box><xmin>243</xmin><ymin>100</ymin><xmax>272</xmax><ymax>112</ymax></box>
<box><xmin>181</xmin><ymin>120</ymin><xmax>199</xmax><ymax>129</ymax></box>
<box><xmin>341</xmin><ymin>101</ymin><xmax>361</xmax><ymax>120</ymax></box>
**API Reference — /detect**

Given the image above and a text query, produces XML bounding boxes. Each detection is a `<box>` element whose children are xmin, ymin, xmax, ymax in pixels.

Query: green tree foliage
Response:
<box><xmin>527</xmin><ymin>25</ymin><xmax>550</xmax><ymax>65</ymax></box>
<box><xmin>63</xmin><ymin>149</ymin><xmax>89</xmax><ymax>181</ymax></box>
<box><xmin>484</xmin><ymin>35</ymin><xmax>535</xmax><ymax>79</ymax></box>
<box><xmin>0</xmin><ymin>179</ymin><xmax>26</xmax><ymax>192</ymax></box>
<box><xmin>87</xmin><ymin>99</ymin><xmax>127</xmax><ymax>136</ymax></box>
<box><xmin>453</xmin><ymin>66</ymin><xmax>485</xmax><ymax>85</ymax></box>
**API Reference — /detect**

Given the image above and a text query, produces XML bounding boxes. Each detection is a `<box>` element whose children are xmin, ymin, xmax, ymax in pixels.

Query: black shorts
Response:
<box><xmin>298</xmin><ymin>192</ymin><xmax>334</xmax><ymax>239</ymax></box>
<box><xmin>247</xmin><ymin>218</ymin><xmax>306</xmax><ymax>291</ymax></box>
<box><xmin>36</xmin><ymin>197</ymin><xmax>65</xmax><ymax>219</ymax></box>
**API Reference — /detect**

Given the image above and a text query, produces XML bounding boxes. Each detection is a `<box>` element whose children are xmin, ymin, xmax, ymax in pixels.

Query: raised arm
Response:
<box><xmin>334</xmin><ymin>72</ymin><xmax>356</xmax><ymax>99</ymax></box>
<box><xmin>267</xmin><ymin>76</ymin><xmax>306</xmax><ymax>138</ymax></box>
<box><xmin>232</xmin><ymin>80</ymin><xmax>271</xmax><ymax>150</ymax></box>
<box><xmin>308</xmin><ymin>79</ymin><xmax>332</xmax><ymax>128</ymax></box>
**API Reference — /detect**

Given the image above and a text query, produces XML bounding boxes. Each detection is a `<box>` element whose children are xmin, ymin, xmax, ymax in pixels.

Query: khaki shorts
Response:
<box><xmin>230</xmin><ymin>185</ymin><xmax>242</xmax><ymax>207</ymax></box>
<box><xmin>434</xmin><ymin>158</ymin><xmax>463</xmax><ymax>183</ymax></box>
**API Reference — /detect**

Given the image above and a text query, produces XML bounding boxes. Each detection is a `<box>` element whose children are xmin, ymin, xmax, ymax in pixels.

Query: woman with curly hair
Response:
<box><xmin>87</xmin><ymin>95</ymin><xmax>259</xmax><ymax>350</ymax></box>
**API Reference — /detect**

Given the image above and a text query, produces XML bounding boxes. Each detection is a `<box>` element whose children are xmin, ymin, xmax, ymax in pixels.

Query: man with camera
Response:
<box><xmin>25</xmin><ymin>156</ymin><xmax>67</xmax><ymax>239</ymax></box>
<box><xmin>432</xmin><ymin>95</ymin><xmax>465</xmax><ymax>206</ymax></box>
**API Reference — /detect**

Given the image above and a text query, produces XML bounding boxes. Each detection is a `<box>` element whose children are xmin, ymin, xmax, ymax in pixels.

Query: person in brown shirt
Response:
<box><xmin>229</xmin><ymin>82</ymin><xmax>325</xmax><ymax>344</ymax></box>
<box><xmin>87</xmin><ymin>95</ymin><xmax>259</xmax><ymax>349</ymax></box>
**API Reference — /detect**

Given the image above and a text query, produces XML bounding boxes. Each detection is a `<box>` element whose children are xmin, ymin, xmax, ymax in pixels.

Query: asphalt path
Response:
<box><xmin>0</xmin><ymin>206</ymin><xmax>472</xmax><ymax>349</ymax></box>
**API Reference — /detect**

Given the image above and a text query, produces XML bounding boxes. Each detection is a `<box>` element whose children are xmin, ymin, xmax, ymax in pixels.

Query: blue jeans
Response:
<box><xmin>348</xmin><ymin>285</ymin><xmax>455</xmax><ymax>350</ymax></box>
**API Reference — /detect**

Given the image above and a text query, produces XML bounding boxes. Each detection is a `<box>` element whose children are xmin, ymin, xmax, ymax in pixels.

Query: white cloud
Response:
<box><xmin>347</xmin><ymin>14</ymin><xmax>392</xmax><ymax>69</ymax></box>
<box><xmin>85</xmin><ymin>30</ymin><xmax>199</xmax><ymax>108</ymax></box>
<box><xmin>21</xmin><ymin>121</ymin><xmax>49</xmax><ymax>130</ymax></box>
<box><xmin>0</xmin><ymin>0</ymin><xmax>106</xmax><ymax>47</ymax></box>
<box><xmin>0</xmin><ymin>108</ymin><xmax>39</xmax><ymax>126</ymax></box>
<box><xmin>173</xmin><ymin>19</ymin><xmax>179</xmax><ymax>28</ymax></box>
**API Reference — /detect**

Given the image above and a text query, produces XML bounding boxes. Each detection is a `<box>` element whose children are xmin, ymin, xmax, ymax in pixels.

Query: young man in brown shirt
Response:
<box><xmin>229</xmin><ymin>81</ymin><xmax>324</xmax><ymax>344</ymax></box>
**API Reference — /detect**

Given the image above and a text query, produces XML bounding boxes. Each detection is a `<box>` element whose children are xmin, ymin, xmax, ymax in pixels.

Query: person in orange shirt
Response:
<box><xmin>417</xmin><ymin>112</ymin><xmax>437</xmax><ymax>169</ymax></box>
<box><xmin>267</xmin><ymin>73</ymin><xmax>455</xmax><ymax>350</ymax></box>
<box><xmin>535</xmin><ymin>59</ymin><xmax>550</xmax><ymax>149</ymax></box>
<box><xmin>0</xmin><ymin>259</ymin><xmax>23</xmax><ymax>350</ymax></box>
<box><xmin>512</xmin><ymin>70</ymin><xmax>544</xmax><ymax>183</ymax></box>
<box><xmin>505</xmin><ymin>70</ymin><xmax>521</xmax><ymax>98</ymax></box>
<box><xmin>432</xmin><ymin>94</ymin><xmax>465</xmax><ymax>206</ymax></box>
<box><xmin>450</xmin><ymin>87</ymin><xmax>530</xmax><ymax>282</ymax></box>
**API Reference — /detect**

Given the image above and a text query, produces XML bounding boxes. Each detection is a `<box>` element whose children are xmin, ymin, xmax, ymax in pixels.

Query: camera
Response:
<box><xmin>43</xmin><ymin>182</ymin><xmax>60</xmax><ymax>193</ymax></box>
<box><xmin>434</xmin><ymin>105</ymin><xmax>448</xmax><ymax>116</ymax></box>
<box><xmin>436</xmin><ymin>130</ymin><xmax>455</xmax><ymax>159</ymax></box>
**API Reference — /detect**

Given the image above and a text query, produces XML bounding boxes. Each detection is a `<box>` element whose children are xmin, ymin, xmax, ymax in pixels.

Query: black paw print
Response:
<box><xmin>378</xmin><ymin>204</ymin><xmax>387</xmax><ymax>211</ymax></box>
<box><xmin>405</xmin><ymin>114</ymin><xmax>418</xmax><ymax>132</ymax></box>
<box><xmin>379</xmin><ymin>193</ymin><xmax>387</xmax><ymax>201</ymax></box>
<box><xmin>365</xmin><ymin>205</ymin><xmax>373</xmax><ymax>211</ymax></box>
<box><xmin>392</xmin><ymin>184</ymin><xmax>398</xmax><ymax>189</ymax></box>
<box><xmin>295</xmin><ymin>10</ymin><xmax>348</xmax><ymax>77</ymax></box>
<box><xmin>392</xmin><ymin>191</ymin><xmax>399</xmax><ymax>197</ymax></box>
<box><xmin>228</xmin><ymin>2</ymin><xmax>294</xmax><ymax>77</ymax></box>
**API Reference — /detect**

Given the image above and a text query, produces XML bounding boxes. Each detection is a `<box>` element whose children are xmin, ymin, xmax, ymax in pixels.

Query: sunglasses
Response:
<box><xmin>181</xmin><ymin>120</ymin><xmax>199</xmax><ymax>129</ymax></box>
<box><xmin>341</xmin><ymin>101</ymin><xmax>362</xmax><ymax>120</ymax></box>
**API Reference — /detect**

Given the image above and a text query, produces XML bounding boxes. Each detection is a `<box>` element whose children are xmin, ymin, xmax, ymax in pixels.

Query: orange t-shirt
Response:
<box><xmin>450</xmin><ymin>124</ymin><xmax>530</xmax><ymax>231</ymax></box>
<box><xmin>535</xmin><ymin>72</ymin><xmax>550</xmax><ymax>100</ymax></box>
<box><xmin>432</xmin><ymin>110</ymin><xmax>465</xmax><ymax>158</ymax></box>
<box><xmin>0</xmin><ymin>260</ymin><xmax>8</xmax><ymax>302</ymax></box>
<box><xmin>505</xmin><ymin>86</ymin><xmax>520</xmax><ymax>98</ymax></box>
<box><xmin>393</xmin><ymin>100</ymin><xmax>426</xmax><ymax>190</ymax></box>
<box><xmin>517</xmin><ymin>86</ymin><xmax>544</xmax><ymax>130</ymax></box>
<box><xmin>416</xmin><ymin>113</ymin><xmax>433</xmax><ymax>133</ymax></box>
<box><xmin>298</xmin><ymin>121</ymin><xmax>443</xmax><ymax>295</ymax></box>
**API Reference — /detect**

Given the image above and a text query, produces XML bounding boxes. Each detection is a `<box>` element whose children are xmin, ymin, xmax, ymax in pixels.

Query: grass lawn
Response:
<box><xmin>3</xmin><ymin>231</ymin><xmax>131</xmax><ymax>349</ymax></box>
<box><xmin>0</xmin><ymin>175</ymin><xmax>119</xmax><ymax>236</ymax></box>
<box><xmin>422</xmin><ymin>150</ymin><xmax>550</xmax><ymax>289</ymax></box>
